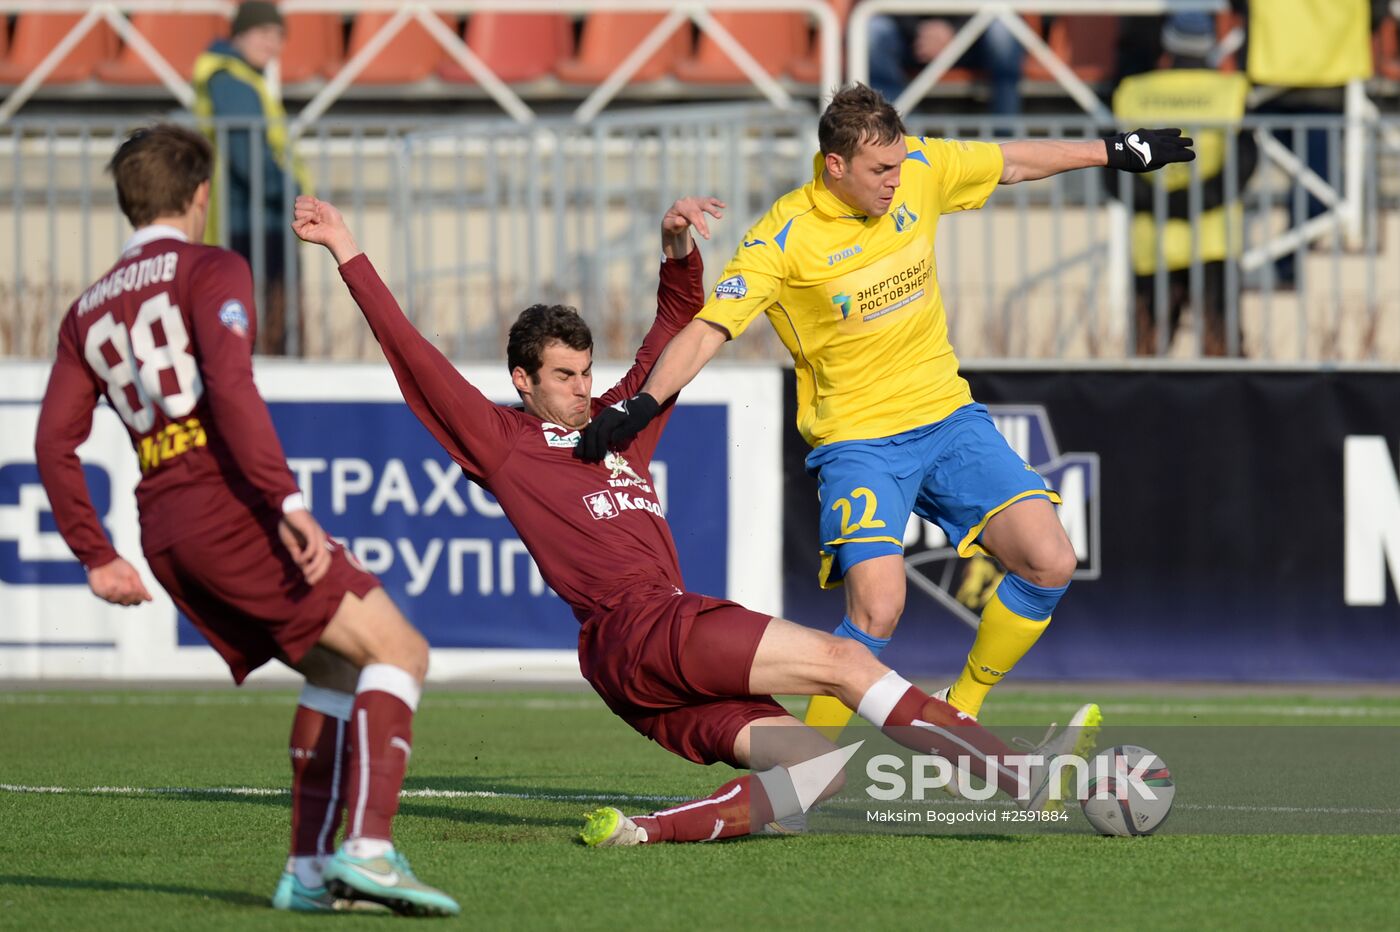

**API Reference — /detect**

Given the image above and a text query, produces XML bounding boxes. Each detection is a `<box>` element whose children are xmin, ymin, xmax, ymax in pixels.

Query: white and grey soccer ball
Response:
<box><xmin>1079</xmin><ymin>745</ymin><xmax>1175</xmax><ymax>836</ymax></box>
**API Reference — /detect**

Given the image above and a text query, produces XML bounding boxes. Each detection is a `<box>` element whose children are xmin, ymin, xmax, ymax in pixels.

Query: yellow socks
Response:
<box><xmin>946</xmin><ymin>590</ymin><xmax>1052</xmax><ymax>719</ymax></box>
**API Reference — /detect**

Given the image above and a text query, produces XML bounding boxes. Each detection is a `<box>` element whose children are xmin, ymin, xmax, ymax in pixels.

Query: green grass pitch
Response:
<box><xmin>2</xmin><ymin>686</ymin><xmax>1399</xmax><ymax>930</ymax></box>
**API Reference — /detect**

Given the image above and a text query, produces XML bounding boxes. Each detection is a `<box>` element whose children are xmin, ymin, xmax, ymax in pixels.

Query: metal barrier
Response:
<box><xmin>0</xmin><ymin>0</ymin><xmax>841</xmax><ymax>126</ymax></box>
<box><xmin>3</xmin><ymin>110</ymin><xmax>1399</xmax><ymax>363</ymax></box>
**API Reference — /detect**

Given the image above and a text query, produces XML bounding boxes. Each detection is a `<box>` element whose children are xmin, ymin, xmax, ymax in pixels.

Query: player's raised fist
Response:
<box><xmin>87</xmin><ymin>556</ymin><xmax>154</xmax><ymax>607</ymax></box>
<box><xmin>1104</xmin><ymin>128</ymin><xmax>1195</xmax><ymax>173</ymax></box>
<box><xmin>292</xmin><ymin>195</ymin><xmax>361</xmax><ymax>264</ymax></box>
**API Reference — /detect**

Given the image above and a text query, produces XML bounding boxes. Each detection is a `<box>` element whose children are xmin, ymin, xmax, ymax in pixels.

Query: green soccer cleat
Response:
<box><xmin>1021</xmin><ymin>702</ymin><xmax>1103</xmax><ymax>813</ymax></box>
<box><xmin>269</xmin><ymin>870</ymin><xmax>391</xmax><ymax>913</ymax></box>
<box><xmin>322</xmin><ymin>847</ymin><xmax>460</xmax><ymax>917</ymax></box>
<box><xmin>580</xmin><ymin>806</ymin><xmax>649</xmax><ymax>847</ymax></box>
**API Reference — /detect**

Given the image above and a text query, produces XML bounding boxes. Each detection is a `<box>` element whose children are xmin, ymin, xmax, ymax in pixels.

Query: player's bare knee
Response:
<box><xmin>847</xmin><ymin>597</ymin><xmax>903</xmax><ymax>641</ymax></box>
<box><xmin>1020</xmin><ymin>542</ymin><xmax>1076</xmax><ymax>588</ymax></box>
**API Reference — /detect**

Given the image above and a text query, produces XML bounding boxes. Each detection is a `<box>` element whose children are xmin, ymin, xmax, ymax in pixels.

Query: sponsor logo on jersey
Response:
<box><xmin>903</xmin><ymin>406</ymin><xmax>1100</xmax><ymax>629</ymax></box>
<box><xmin>138</xmin><ymin>417</ymin><xmax>208</xmax><ymax>473</ymax></box>
<box><xmin>583</xmin><ymin>485</ymin><xmax>664</xmax><ymax>520</ymax></box>
<box><xmin>892</xmin><ymin>203</ymin><xmax>919</xmax><ymax>233</ymax></box>
<box><xmin>743</xmin><ymin>238</ymin><xmax>766</xmax><ymax>248</ymax></box>
<box><xmin>602</xmin><ymin>450</ymin><xmax>644</xmax><ymax>481</ymax></box>
<box><xmin>218</xmin><ymin>300</ymin><xmax>249</xmax><ymax>337</ymax></box>
<box><xmin>715</xmin><ymin>274</ymin><xmax>748</xmax><ymax>300</ymax></box>
<box><xmin>832</xmin><ymin>292</ymin><xmax>852</xmax><ymax>320</ymax></box>
<box><xmin>541</xmin><ymin>421</ymin><xmax>580</xmax><ymax>449</ymax></box>
<box><xmin>827</xmin><ymin>246</ymin><xmax>863</xmax><ymax>266</ymax></box>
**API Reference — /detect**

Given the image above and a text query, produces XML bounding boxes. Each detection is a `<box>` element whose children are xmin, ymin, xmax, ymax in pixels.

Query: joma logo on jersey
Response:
<box><xmin>828</xmin><ymin>246</ymin><xmax>863</xmax><ymax>266</ymax></box>
<box><xmin>892</xmin><ymin>203</ymin><xmax>919</xmax><ymax>233</ymax></box>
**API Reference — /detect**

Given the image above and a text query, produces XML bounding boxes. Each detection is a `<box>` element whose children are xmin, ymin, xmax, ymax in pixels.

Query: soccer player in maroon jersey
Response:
<box><xmin>293</xmin><ymin>193</ymin><xmax>1094</xmax><ymax>846</ymax></box>
<box><xmin>34</xmin><ymin>125</ymin><xmax>457</xmax><ymax>915</ymax></box>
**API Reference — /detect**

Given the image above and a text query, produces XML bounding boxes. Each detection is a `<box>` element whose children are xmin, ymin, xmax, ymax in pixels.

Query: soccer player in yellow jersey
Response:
<box><xmin>579</xmin><ymin>84</ymin><xmax>1193</xmax><ymax>732</ymax></box>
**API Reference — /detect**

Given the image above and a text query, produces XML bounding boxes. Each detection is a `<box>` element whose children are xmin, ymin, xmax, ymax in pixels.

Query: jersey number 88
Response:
<box><xmin>83</xmin><ymin>292</ymin><xmax>203</xmax><ymax>433</ymax></box>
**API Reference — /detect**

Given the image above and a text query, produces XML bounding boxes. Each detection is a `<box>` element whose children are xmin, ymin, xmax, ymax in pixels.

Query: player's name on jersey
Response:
<box><xmin>138</xmin><ymin>417</ymin><xmax>207</xmax><ymax>472</ymax></box>
<box><xmin>78</xmin><ymin>251</ymin><xmax>179</xmax><ymax>314</ymax></box>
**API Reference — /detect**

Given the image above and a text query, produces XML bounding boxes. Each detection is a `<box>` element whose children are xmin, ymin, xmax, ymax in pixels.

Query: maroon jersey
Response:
<box><xmin>35</xmin><ymin>227</ymin><xmax>301</xmax><ymax>567</ymax></box>
<box><xmin>339</xmin><ymin>249</ymin><xmax>704</xmax><ymax>620</ymax></box>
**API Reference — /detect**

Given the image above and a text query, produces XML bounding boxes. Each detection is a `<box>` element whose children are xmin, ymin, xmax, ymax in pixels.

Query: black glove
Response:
<box><xmin>1104</xmin><ymin>128</ymin><xmax>1196</xmax><ymax>173</ymax></box>
<box><xmin>575</xmin><ymin>392</ymin><xmax>660</xmax><ymax>462</ymax></box>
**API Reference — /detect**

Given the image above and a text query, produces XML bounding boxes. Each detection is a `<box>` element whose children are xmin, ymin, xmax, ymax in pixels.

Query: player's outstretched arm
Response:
<box><xmin>999</xmin><ymin>128</ymin><xmax>1194</xmax><ymax>184</ymax></box>
<box><xmin>576</xmin><ymin>197</ymin><xmax>726</xmax><ymax>462</ymax></box>
<box><xmin>293</xmin><ymin>196</ymin><xmax>519</xmax><ymax>480</ymax></box>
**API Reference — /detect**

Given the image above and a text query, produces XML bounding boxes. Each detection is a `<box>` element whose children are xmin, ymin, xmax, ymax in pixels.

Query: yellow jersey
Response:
<box><xmin>697</xmin><ymin>135</ymin><xmax>1003</xmax><ymax>447</ymax></box>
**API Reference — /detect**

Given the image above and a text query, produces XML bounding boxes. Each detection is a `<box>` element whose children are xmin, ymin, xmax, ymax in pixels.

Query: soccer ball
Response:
<box><xmin>1079</xmin><ymin>745</ymin><xmax>1175</xmax><ymax>836</ymax></box>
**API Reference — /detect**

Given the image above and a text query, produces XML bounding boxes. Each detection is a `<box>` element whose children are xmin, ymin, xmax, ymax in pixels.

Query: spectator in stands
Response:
<box><xmin>1106</xmin><ymin>14</ymin><xmax>1258</xmax><ymax>357</ymax></box>
<box><xmin>866</xmin><ymin>11</ymin><xmax>1024</xmax><ymax>118</ymax></box>
<box><xmin>1232</xmin><ymin>0</ymin><xmax>1387</xmax><ymax>288</ymax></box>
<box><xmin>193</xmin><ymin>1</ymin><xmax>311</xmax><ymax>355</ymax></box>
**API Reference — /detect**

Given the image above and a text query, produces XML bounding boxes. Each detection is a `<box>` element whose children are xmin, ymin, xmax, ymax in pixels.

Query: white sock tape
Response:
<box><xmin>855</xmin><ymin>670</ymin><xmax>912</xmax><ymax>728</ymax></box>
<box><xmin>299</xmin><ymin>684</ymin><xmax>353</xmax><ymax>721</ymax></box>
<box><xmin>356</xmin><ymin>663</ymin><xmax>421</xmax><ymax>712</ymax></box>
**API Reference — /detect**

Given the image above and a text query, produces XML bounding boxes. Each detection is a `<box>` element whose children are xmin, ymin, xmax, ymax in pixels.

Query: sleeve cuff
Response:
<box><xmin>281</xmin><ymin>492</ymin><xmax>307</xmax><ymax>515</ymax></box>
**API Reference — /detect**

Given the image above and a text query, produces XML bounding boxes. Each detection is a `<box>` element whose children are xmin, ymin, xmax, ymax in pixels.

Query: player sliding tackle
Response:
<box><xmin>293</xmin><ymin>193</ymin><xmax>1097</xmax><ymax>846</ymax></box>
<box><xmin>578</xmin><ymin>85</ymin><xmax>1194</xmax><ymax>736</ymax></box>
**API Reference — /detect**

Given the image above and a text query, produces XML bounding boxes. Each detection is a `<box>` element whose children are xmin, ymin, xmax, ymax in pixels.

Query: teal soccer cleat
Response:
<box><xmin>270</xmin><ymin>870</ymin><xmax>391</xmax><ymax>913</ymax></box>
<box><xmin>322</xmin><ymin>847</ymin><xmax>460</xmax><ymax>917</ymax></box>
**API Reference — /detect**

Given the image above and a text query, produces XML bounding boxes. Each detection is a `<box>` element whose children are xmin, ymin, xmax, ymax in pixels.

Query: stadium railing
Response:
<box><xmin>848</xmin><ymin>0</ymin><xmax>1400</xmax><ymax>355</ymax></box>
<box><xmin>0</xmin><ymin>1</ymin><xmax>843</xmax><ymax>126</ymax></box>
<box><xmin>3</xmin><ymin>108</ymin><xmax>1398</xmax><ymax>364</ymax></box>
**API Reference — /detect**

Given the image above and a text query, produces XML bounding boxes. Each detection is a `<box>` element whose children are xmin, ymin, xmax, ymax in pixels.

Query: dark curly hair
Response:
<box><xmin>819</xmin><ymin>83</ymin><xmax>907</xmax><ymax>163</ymax></box>
<box><xmin>507</xmin><ymin>304</ymin><xmax>593</xmax><ymax>381</ymax></box>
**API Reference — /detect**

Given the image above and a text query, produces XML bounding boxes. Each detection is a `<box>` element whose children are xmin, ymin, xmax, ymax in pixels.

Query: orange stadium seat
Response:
<box><xmin>675</xmin><ymin>12</ymin><xmax>807</xmax><ymax>83</ymax></box>
<box><xmin>343</xmin><ymin>12</ymin><xmax>453</xmax><ymax>84</ymax></box>
<box><xmin>438</xmin><ymin>13</ymin><xmax>572</xmax><ymax>84</ymax></box>
<box><xmin>790</xmin><ymin>0</ymin><xmax>854</xmax><ymax>84</ymax></box>
<box><xmin>96</xmin><ymin>13</ymin><xmax>226</xmax><ymax>84</ymax></box>
<box><xmin>0</xmin><ymin>14</ymin><xmax>118</xmax><ymax>84</ymax></box>
<box><xmin>556</xmin><ymin>13</ymin><xmax>689</xmax><ymax>84</ymax></box>
<box><xmin>278</xmin><ymin>13</ymin><xmax>343</xmax><ymax>84</ymax></box>
<box><xmin>1024</xmin><ymin>15</ymin><xmax>1117</xmax><ymax>84</ymax></box>
<box><xmin>1376</xmin><ymin>16</ymin><xmax>1400</xmax><ymax>81</ymax></box>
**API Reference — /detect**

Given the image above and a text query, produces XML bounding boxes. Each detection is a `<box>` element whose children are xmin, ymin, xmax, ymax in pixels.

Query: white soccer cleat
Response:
<box><xmin>580</xmin><ymin>807</ymin><xmax>650</xmax><ymax>847</ymax></box>
<box><xmin>1019</xmin><ymin>702</ymin><xmax>1103</xmax><ymax>812</ymax></box>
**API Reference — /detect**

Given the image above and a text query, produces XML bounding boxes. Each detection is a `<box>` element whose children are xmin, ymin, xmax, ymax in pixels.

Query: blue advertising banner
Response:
<box><xmin>781</xmin><ymin>368</ymin><xmax>1400</xmax><ymax>682</ymax></box>
<box><xmin>1</xmin><ymin>361</ymin><xmax>782</xmax><ymax>681</ymax></box>
<box><xmin>174</xmin><ymin>402</ymin><xmax>730</xmax><ymax>650</ymax></box>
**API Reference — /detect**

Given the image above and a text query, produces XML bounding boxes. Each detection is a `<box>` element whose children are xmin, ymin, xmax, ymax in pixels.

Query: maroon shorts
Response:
<box><xmin>145</xmin><ymin>507</ymin><xmax>380</xmax><ymax>684</ymax></box>
<box><xmin>578</xmin><ymin>586</ymin><xmax>788</xmax><ymax>767</ymax></box>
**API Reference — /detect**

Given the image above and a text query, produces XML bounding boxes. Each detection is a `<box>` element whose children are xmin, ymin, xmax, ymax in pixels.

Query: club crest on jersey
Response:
<box><xmin>715</xmin><ymin>275</ymin><xmax>747</xmax><ymax>300</ymax></box>
<box><xmin>218</xmin><ymin>300</ymin><xmax>249</xmax><ymax>337</ymax></box>
<box><xmin>583</xmin><ymin>490</ymin><xmax>618</xmax><ymax>520</ymax></box>
<box><xmin>892</xmin><ymin>203</ymin><xmax>919</xmax><ymax>233</ymax></box>
<box><xmin>541</xmin><ymin>421</ymin><xmax>580</xmax><ymax>449</ymax></box>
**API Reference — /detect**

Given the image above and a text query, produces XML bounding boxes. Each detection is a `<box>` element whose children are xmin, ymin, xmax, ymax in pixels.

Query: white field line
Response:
<box><xmin>2</xmin><ymin>693</ymin><xmax>1399</xmax><ymax>718</ymax></box>
<box><xmin>3</xmin><ymin>783</ymin><xmax>1399</xmax><ymax>816</ymax></box>
<box><xmin>0</xmin><ymin>694</ymin><xmax>602</xmax><ymax>711</ymax></box>
<box><xmin>0</xmin><ymin>783</ymin><xmax>685</xmax><ymax>804</ymax></box>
